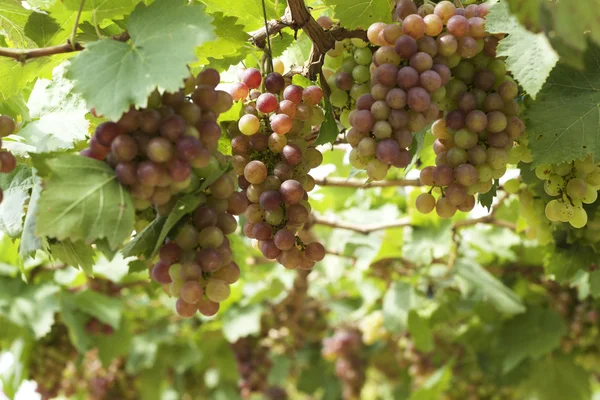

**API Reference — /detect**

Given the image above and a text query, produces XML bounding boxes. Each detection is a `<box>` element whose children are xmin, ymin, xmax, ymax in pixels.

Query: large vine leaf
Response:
<box><xmin>0</xmin><ymin>0</ymin><xmax>36</xmax><ymax>47</ymax></box>
<box><xmin>62</xmin><ymin>0</ymin><xmax>138</xmax><ymax>22</ymax></box>
<box><xmin>33</xmin><ymin>154</ymin><xmax>135</xmax><ymax>250</ymax></box>
<box><xmin>0</xmin><ymin>164</ymin><xmax>33</xmax><ymax>238</ymax></box>
<box><xmin>323</xmin><ymin>0</ymin><xmax>393</xmax><ymax>29</ymax></box>
<box><xmin>194</xmin><ymin>13</ymin><xmax>249</xmax><ymax>69</ymax></box>
<box><xmin>500</xmin><ymin>306</ymin><xmax>566</xmax><ymax>373</ymax></box>
<box><xmin>526</xmin><ymin>45</ymin><xmax>600</xmax><ymax>166</ymax></box>
<box><xmin>543</xmin><ymin>245</ymin><xmax>596</xmax><ymax>283</ymax></box>
<box><xmin>518</xmin><ymin>356</ymin><xmax>592</xmax><ymax>400</ymax></box>
<box><xmin>200</xmin><ymin>0</ymin><xmax>285</xmax><ymax>31</ymax></box>
<box><xmin>49</xmin><ymin>240</ymin><xmax>96</xmax><ymax>274</ymax></box>
<box><xmin>67</xmin><ymin>0</ymin><xmax>215</xmax><ymax>120</ymax></box>
<box><xmin>486</xmin><ymin>1</ymin><xmax>558</xmax><ymax>99</ymax></box>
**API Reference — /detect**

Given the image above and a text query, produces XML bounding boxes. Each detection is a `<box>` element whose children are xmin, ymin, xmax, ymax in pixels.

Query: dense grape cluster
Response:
<box><xmin>226</xmin><ymin>68</ymin><xmax>326</xmax><ymax>269</ymax></box>
<box><xmin>0</xmin><ymin>114</ymin><xmax>18</xmax><ymax>203</ymax></box>
<box><xmin>150</xmin><ymin>170</ymin><xmax>244</xmax><ymax>318</ymax></box>
<box><xmin>322</xmin><ymin>329</ymin><xmax>367</xmax><ymax>400</ymax></box>
<box><xmin>232</xmin><ymin>336</ymin><xmax>273</xmax><ymax>398</ymax></box>
<box><xmin>81</xmin><ymin>69</ymin><xmax>248</xmax><ymax>318</ymax></box>
<box><xmin>535</xmin><ymin>155</ymin><xmax>600</xmax><ymax>228</ymax></box>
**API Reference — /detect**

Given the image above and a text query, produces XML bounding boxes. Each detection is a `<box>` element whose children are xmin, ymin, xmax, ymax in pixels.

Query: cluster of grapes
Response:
<box><xmin>513</xmin><ymin>186</ymin><xmax>554</xmax><ymax>244</ymax></box>
<box><xmin>150</xmin><ymin>180</ymin><xmax>244</xmax><ymax>318</ymax></box>
<box><xmin>402</xmin><ymin>1</ymin><xmax>526</xmax><ymax>218</ymax></box>
<box><xmin>0</xmin><ymin>115</ymin><xmax>18</xmax><ymax>203</ymax></box>
<box><xmin>535</xmin><ymin>155</ymin><xmax>600</xmax><ymax>228</ymax></box>
<box><xmin>322</xmin><ymin>329</ymin><xmax>367</xmax><ymax>400</ymax></box>
<box><xmin>227</xmin><ymin>68</ymin><xmax>326</xmax><ymax>269</ymax></box>
<box><xmin>82</xmin><ymin>68</ymin><xmax>233</xmax><ymax>215</ymax></box>
<box><xmin>547</xmin><ymin>283</ymin><xmax>600</xmax><ymax>373</ymax></box>
<box><xmin>231</xmin><ymin>336</ymin><xmax>273</xmax><ymax>398</ymax></box>
<box><xmin>358</xmin><ymin>311</ymin><xmax>387</xmax><ymax>345</ymax></box>
<box><xmin>30</xmin><ymin>323</ymin><xmax>78</xmax><ymax>400</ymax></box>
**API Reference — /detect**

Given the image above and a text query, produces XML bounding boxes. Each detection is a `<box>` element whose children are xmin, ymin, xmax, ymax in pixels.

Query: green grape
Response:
<box><xmin>168</xmin><ymin>263</ymin><xmax>183</xmax><ymax>281</ymax></box>
<box><xmin>566</xmin><ymin>178</ymin><xmax>587</xmax><ymax>199</ymax></box>
<box><xmin>582</xmin><ymin>185</ymin><xmax>598</xmax><ymax>204</ymax></box>
<box><xmin>352</xmin><ymin>65</ymin><xmax>370</xmax><ymax>83</ymax></box>
<box><xmin>487</xmin><ymin>58</ymin><xmax>506</xmax><ymax>82</ymax></box>
<box><xmin>520</xmin><ymin>147</ymin><xmax>533</xmax><ymax>163</ymax></box>
<box><xmin>570</xmin><ymin>206</ymin><xmax>588</xmax><ymax>228</ymax></box>
<box><xmin>507</xmin><ymin>145</ymin><xmax>523</xmax><ymax>164</ymax></box>
<box><xmin>544</xmin><ymin>175</ymin><xmax>564</xmax><ymax>196</ymax></box>
<box><xmin>341</xmin><ymin>57</ymin><xmax>358</xmax><ymax>73</ymax></box>
<box><xmin>477</xmin><ymin>164</ymin><xmax>493</xmax><ymax>182</ymax></box>
<box><xmin>206</xmin><ymin>279</ymin><xmax>231</xmax><ymax>302</ymax></box>
<box><xmin>545</xmin><ymin>199</ymin><xmax>560</xmax><ymax>222</ymax></box>
<box><xmin>366</xmin><ymin>159</ymin><xmax>388</xmax><ymax>181</ymax></box>
<box><xmin>535</xmin><ymin>164</ymin><xmax>552</xmax><ymax>180</ymax></box>
<box><xmin>354</xmin><ymin>47</ymin><xmax>373</xmax><ymax>65</ymax></box>
<box><xmin>350</xmin><ymin>83</ymin><xmax>369</xmax><ymax>100</ymax></box>
<box><xmin>585</xmin><ymin>167</ymin><xmax>600</xmax><ymax>186</ymax></box>
<box><xmin>574</xmin><ymin>154</ymin><xmax>595</xmax><ymax>173</ymax></box>
<box><xmin>340</xmin><ymin>109</ymin><xmax>351</xmax><ymax>128</ymax></box>
<box><xmin>431</xmin><ymin>87</ymin><xmax>446</xmax><ymax>102</ymax></box>
<box><xmin>349</xmin><ymin>148</ymin><xmax>369</xmax><ymax>169</ymax></box>
<box><xmin>504</xmin><ymin>178</ymin><xmax>520</xmax><ymax>194</ymax></box>
<box><xmin>553</xmin><ymin>162</ymin><xmax>572</xmax><ymax>176</ymax></box>
<box><xmin>491</xmin><ymin>166</ymin><xmax>506</xmax><ymax>179</ymax></box>
<box><xmin>330</xmin><ymin>90</ymin><xmax>349</xmax><ymax>108</ymax></box>
<box><xmin>555</xmin><ymin>200</ymin><xmax>574</xmax><ymax>222</ymax></box>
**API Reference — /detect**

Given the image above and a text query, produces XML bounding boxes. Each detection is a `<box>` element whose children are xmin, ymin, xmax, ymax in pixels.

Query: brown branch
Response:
<box><xmin>311</xmin><ymin>214</ymin><xmax>412</xmax><ymax>234</ymax></box>
<box><xmin>314</xmin><ymin>176</ymin><xmax>423</xmax><ymax>188</ymax></box>
<box><xmin>0</xmin><ymin>32</ymin><xmax>130</xmax><ymax>62</ymax></box>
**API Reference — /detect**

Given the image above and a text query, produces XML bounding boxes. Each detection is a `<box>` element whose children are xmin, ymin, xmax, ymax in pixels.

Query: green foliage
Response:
<box><xmin>526</xmin><ymin>44</ymin><xmax>600</xmax><ymax>166</ymax></box>
<box><xmin>323</xmin><ymin>0</ymin><xmax>394</xmax><ymax>29</ymax></box>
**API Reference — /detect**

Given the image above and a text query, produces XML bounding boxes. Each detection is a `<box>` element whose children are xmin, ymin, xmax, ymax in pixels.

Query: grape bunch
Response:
<box><xmin>358</xmin><ymin>310</ymin><xmax>387</xmax><ymax>345</ymax></box>
<box><xmin>150</xmin><ymin>170</ymin><xmax>245</xmax><ymax>318</ymax></box>
<box><xmin>232</xmin><ymin>336</ymin><xmax>273</xmax><ymax>398</ymax></box>
<box><xmin>513</xmin><ymin>186</ymin><xmax>554</xmax><ymax>244</ymax></box>
<box><xmin>82</xmin><ymin>68</ymin><xmax>234</xmax><ymax>215</ymax></box>
<box><xmin>0</xmin><ymin>115</ymin><xmax>18</xmax><ymax>203</ymax></box>
<box><xmin>535</xmin><ymin>155</ymin><xmax>600</xmax><ymax>228</ymax></box>
<box><xmin>226</xmin><ymin>68</ymin><xmax>326</xmax><ymax>269</ymax></box>
<box><xmin>322</xmin><ymin>329</ymin><xmax>367</xmax><ymax>400</ymax></box>
<box><xmin>322</xmin><ymin>35</ymin><xmax>372</xmax><ymax>127</ymax></box>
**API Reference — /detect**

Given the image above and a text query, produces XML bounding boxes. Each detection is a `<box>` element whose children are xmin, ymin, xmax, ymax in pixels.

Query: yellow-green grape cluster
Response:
<box><xmin>536</xmin><ymin>155</ymin><xmax>600</xmax><ymax>228</ymax></box>
<box><xmin>516</xmin><ymin>187</ymin><xmax>554</xmax><ymax>244</ymax></box>
<box><xmin>150</xmin><ymin>155</ymin><xmax>246</xmax><ymax>318</ymax></box>
<box><xmin>323</xmin><ymin>38</ymin><xmax>372</xmax><ymax>127</ymax></box>
<box><xmin>227</xmin><ymin>68</ymin><xmax>326</xmax><ymax>269</ymax></box>
<box><xmin>358</xmin><ymin>311</ymin><xmax>387</xmax><ymax>345</ymax></box>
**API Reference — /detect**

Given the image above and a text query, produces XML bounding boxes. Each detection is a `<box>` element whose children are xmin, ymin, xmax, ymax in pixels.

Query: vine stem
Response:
<box><xmin>71</xmin><ymin>0</ymin><xmax>86</xmax><ymax>50</ymax></box>
<box><xmin>314</xmin><ymin>176</ymin><xmax>423</xmax><ymax>188</ymax></box>
<box><xmin>260</xmin><ymin>0</ymin><xmax>274</xmax><ymax>73</ymax></box>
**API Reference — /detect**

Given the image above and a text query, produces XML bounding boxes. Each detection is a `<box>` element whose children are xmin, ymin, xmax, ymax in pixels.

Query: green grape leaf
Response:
<box><xmin>49</xmin><ymin>240</ymin><xmax>96</xmax><ymax>274</ymax></box>
<box><xmin>409</xmin><ymin>364</ymin><xmax>453</xmax><ymax>400</ymax></box>
<box><xmin>589</xmin><ymin>270</ymin><xmax>600</xmax><ymax>299</ymax></box>
<box><xmin>526</xmin><ymin>44</ymin><xmax>600</xmax><ymax>166</ymax></box>
<box><xmin>476</xmin><ymin>179</ymin><xmax>498</xmax><ymax>211</ymax></box>
<box><xmin>195</xmin><ymin>12</ymin><xmax>249</xmax><ymax>67</ymax></box>
<box><xmin>60</xmin><ymin>295</ymin><xmax>93</xmax><ymax>352</ymax></box>
<box><xmin>544</xmin><ymin>245</ymin><xmax>596</xmax><ymax>283</ymax></box>
<box><xmin>23</xmin><ymin>11</ymin><xmax>60</xmax><ymax>47</ymax></box>
<box><xmin>33</xmin><ymin>154</ymin><xmax>135</xmax><ymax>250</ymax></box>
<box><xmin>201</xmin><ymin>0</ymin><xmax>284</xmax><ymax>31</ymax></box>
<box><xmin>486</xmin><ymin>1</ymin><xmax>558</xmax><ymax>99</ymax></box>
<box><xmin>382</xmin><ymin>281</ymin><xmax>423</xmax><ymax>332</ymax></box>
<box><xmin>19</xmin><ymin>176</ymin><xmax>42</xmax><ymax>259</ymax></box>
<box><xmin>519</xmin><ymin>356</ymin><xmax>592</xmax><ymax>400</ymax></box>
<box><xmin>314</xmin><ymin>100</ymin><xmax>339</xmax><ymax>145</ymax></box>
<box><xmin>0</xmin><ymin>0</ymin><xmax>36</xmax><ymax>47</ymax></box>
<box><xmin>455</xmin><ymin>258</ymin><xmax>526</xmax><ymax>315</ymax></box>
<box><xmin>505</xmin><ymin>0</ymin><xmax>542</xmax><ymax>31</ymax></box>
<box><xmin>0</xmin><ymin>165</ymin><xmax>33</xmax><ymax>238</ymax></box>
<box><xmin>92</xmin><ymin>320</ymin><xmax>132</xmax><ymax>367</ymax></box>
<box><xmin>323</xmin><ymin>0</ymin><xmax>393</xmax><ymax>29</ymax></box>
<box><xmin>67</xmin><ymin>0</ymin><xmax>215</xmax><ymax>120</ymax></box>
<box><xmin>122</xmin><ymin>217</ymin><xmax>167</xmax><ymax>259</ymax></box>
<box><xmin>0</xmin><ymin>277</ymin><xmax>60</xmax><ymax>338</ymax></box>
<box><xmin>407</xmin><ymin>310</ymin><xmax>433</xmax><ymax>352</ymax></box>
<box><xmin>500</xmin><ymin>306</ymin><xmax>566</xmax><ymax>373</ymax></box>
<box><xmin>63</xmin><ymin>290</ymin><xmax>123</xmax><ymax>329</ymax></box>
<box><xmin>7</xmin><ymin>66</ymin><xmax>89</xmax><ymax>155</ymax></box>
<box><xmin>548</xmin><ymin>0</ymin><xmax>600</xmax><ymax>59</ymax></box>
<box><xmin>0</xmin><ymin>58</ymin><xmax>39</xmax><ymax>100</ymax></box>
<box><xmin>221</xmin><ymin>304</ymin><xmax>264</xmax><ymax>343</ymax></box>
<box><xmin>62</xmin><ymin>0</ymin><xmax>137</xmax><ymax>22</ymax></box>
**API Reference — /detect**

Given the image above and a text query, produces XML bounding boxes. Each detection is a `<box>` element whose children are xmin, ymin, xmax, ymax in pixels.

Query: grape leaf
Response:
<box><xmin>486</xmin><ymin>1</ymin><xmax>558</xmax><ymax>99</ymax></box>
<box><xmin>194</xmin><ymin>13</ymin><xmax>249</xmax><ymax>68</ymax></box>
<box><xmin>407</xmin><ymin>310</ymin><xmax>433</xmax><ymax>352</ymax></box>
<box><xmin>544</xmin><ymin>245</ymin><xmax>596</xmax><ymax>283</ymax></box>
<box><xmin>60</xmin><ymin>295</ymin><xmax>93</xmax><ymax>352</ymax></box>
<box><xmin>23</xmin><ymin>11</ymin><xmax>60</xmax><ymax>47</ymax></box>
<box><xmin>33</xmin><ymin>154</ymin><xmax>135</xmax><ymax>250</ymax></box>
<box><xmin>455</xmin><ymin>258</ymin><xmax>525</xmax><ymax>315</ymax></box>
<box><xmin>408</xmin><ymin>364</ymin><xmax>452</xmax><ymax>400</ymax></box>
<box><xmin>0</xmin><ymin>165</ymin><xmax>33</xmax><ymax>238</ymax></box>
<box><xmin>0</xmin><ymin>0</ymin><xmax>36</xmax><ymax>47</ymax></box>
<box><xmin>49</xmin><ymin>240</ymin><xmax>96</xmax><ymax>275</ymax></box>
<box><xmin>7</xmin><ymin>66</ymin><xmax>89</xmax><ymax>155</ymax></box>
<box><xmin>62</xmin><ymin>0</ymin><xmax>138</xmax><ymax>22</ymax></box>
<box><xmin>505</xmin><ymin>0</ymin><xmax>542</xmax><ymax>32</ymax></box>
<box><xmin>314</xmin><ymin>100</ymin><xmax>339</xmax><ymax>145</ymax></box>
<box><xmin>67</xmin><ymin>0</ymin><xmax>215</xmax><ymax>120</ymax></box>
<box><xmin>200</xmin><ymin>0</ymin><xmax>284</xmax><ymax>31</ymax></box>
<box><xmin>526</xmin><ymin>44</ymin><xmax>600</xmax><ymax>166</ymax></box>
<box><xmin>519</xmin><ymin>356</ymin><xmax>592</xmax><ymax>400</ymax></box>
<box><xmin>549</xmin><ymin>1</ymin><xmax>600</xmax><ymax>59</ymax></box>
<box><xmin>382</xmin><ymin>281</ymin><xmax>423</xmax><ymax>332</ymax></box>
<box><xmin>323</xmin><ymin>0</ymin><xmax>393</xmax><ymax>30</ymax></box>
<box><xmin>500</xmin><ymin>306</ymin><xmax>566</xmax><ymax>373</ymax></box>
<box><xmin>0</xmin><ymin>58</ymin><xmax>38</xmax><ymax>100</ymax></box>
<box><xmin>63</xmin><ymin>290</ymin><xmax>123</xmax><ymax>329</ymax></box>
<box><xmin>221</xmin><ymin>304</ymin><xmax>264</xmax><ymax>343</ymax></box>
<box><xmin>477</xmin><ymin>179</ymin><xmax>498</xmax><ymax>211</ymax></box>
<box><xmin>19</xmin><ymin>176</ymin><xmax>43</xmax><ymax>259</ymax></box>
<box><xmin>122</xmin><ymin>217</ymin><xmax>167</xmax><ymax>259</ymax></box>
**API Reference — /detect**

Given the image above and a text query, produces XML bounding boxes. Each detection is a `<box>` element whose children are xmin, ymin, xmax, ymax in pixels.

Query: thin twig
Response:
<box><xmin>314</xmin><ymin>176</ymin><xmax>423</xmax><ymax>188</ymax></box>
<box><xmin>71</xmin><ymin>0</ymin><xmax>86</xmax><ymax>50</ymax></box>
<box><xmin>260</xmin><ymin>0</ymin><xmax>274</xmax><ymax>73</ymax></box>
<box><xmin>311</xmin><ymin>214</ymin><xmax>412</xmax><ymax>234</ymax></box>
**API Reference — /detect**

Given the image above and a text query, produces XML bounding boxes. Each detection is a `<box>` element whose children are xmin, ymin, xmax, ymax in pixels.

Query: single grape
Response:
<box><xmin>416</xmin><ymin>192</ymin><xmax>436</xmax><ymax>213</ymax></box>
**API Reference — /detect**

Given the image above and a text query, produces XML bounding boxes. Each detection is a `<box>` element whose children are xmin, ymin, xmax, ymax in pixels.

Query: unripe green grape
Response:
<box><xmin>553</xmin><ymin>162</ymin><xmax>572</xmax><ymax>176</ymax></box>
<box><xmin>570</xmin><ymin>206</ymin><xmax>588</xmax><ymax>228</ymax></box>
<box><xmin>265</xmin><ymin>208</ymin><xmax>284</xmax><ymax>225</ymax></box>
<box><xmin>567</xmin><ymin>178</ymin><xmax>587</xmax><ymax>199</ymax></box>
<box><xmin>544</xmin><ymin>175</ymin><xmax>564</xmax><ymax>196</ymax></box>
<box><xmin>507</xmin><ymin>145</ymin><xmax>524</xmax><ymax>164</ymax></box>
<box><xmin>504</xmin><ymin>178</ymin><xmax>520</xmax><ymax>194</ymax></box>
<box><xmin>521</xmin><ymin>147</ymin><xmax>533</xmax><ymax>163</ymax></box>
<box><xmin>556</xmin><ymin>200</ymin><xmax>574</xmax><ymax>222</ymax></box>
<box><xmin>535</xmin><ymin>164</ymin><xmax>552</xmax><ymax>180</ymax></box>
<box><xmin>206</xmin><ymin>279</ymin><xmax>231</xmax><ymax>302</ymax></box>
<box><xmin>340</xmin><ymin>109</ymin><xmax>351</xmax><ymax>128</ymax></box>
<box><xmin>367</xmin><ymin>159</ymin><xmax>388</xmax><ymax>180</ymax></box>
<box><xmin>585</xmin><ymin>167</ymin><xmax>600</xmax><ymax>186</ymax></box>
<box><xmin>491</xmin><ymin>166</ymin><xmax>506</xmax><ymax>179</ymax></box>
<box><xmin>436</xmin><ymin>197</ymin><xmax>457</xmax><ymax>218</ymax></box>
<box><xmin>582</xmin><ymin>185</ymin><xmax>598</xmax><ymax>204</ymax></box>
<box><xmin>545</xmin><ymin>200</ymin><xmax>560</xmax><ymax>221</ymax></box>
<box><xmin>330</xmin><ymin>90</ymin><xmax>349</xmax><ymax>108</ymax></box>
<box><xmin>350</xmin><ymin>83</ymin><xmax>370</xmax><ymax>100</ymax></box>
<box><xmin>486</xmin><ymin>148</ymin><xmax>508</xmax><ymax>169</ymax></box>
<box><xmin>349</xmin><ymin>148</ymin><xmax>369</xmax><ymax>169</ymax></box>
<box><xmin>477</xmin><ymin>164</ymin><xmax>493</xmax><ymax>182</ymax></box>
<box><xmin>487</xmin><ymin>59</ymin><xmax>506</xmax><ymax>82</ymax></box>
<box><xmin>574</xmin><ymin>154</ymin><xmax>595</xmax><ymax>173</ymax></box>
<box><xmin>431</xmin><ymin>86</ymin><xmax>446</xmax><ymax>102</ymax></box>
<box><xmin>354</xmin><ymin>47</ymin><xmax>373</xmax><ymax>65</ymax></box>
<box><xmin>341</xmin><ymin>57</ymin><xmax>358</xmax><ymax>73</ymax></box>
<box><xmin>168</xmin><ymin>263</ymin><xmax>183</xmax><ymax>281</ymax></box>
<box><xmin>416</xmin><ymin>193</ymin><xmax>436</xmax><ymax>213</ymax></box>
<box><xmin>352</xmin><ymin>65</ymin><xmax>370</xmax><ymax>83</ymax></box>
